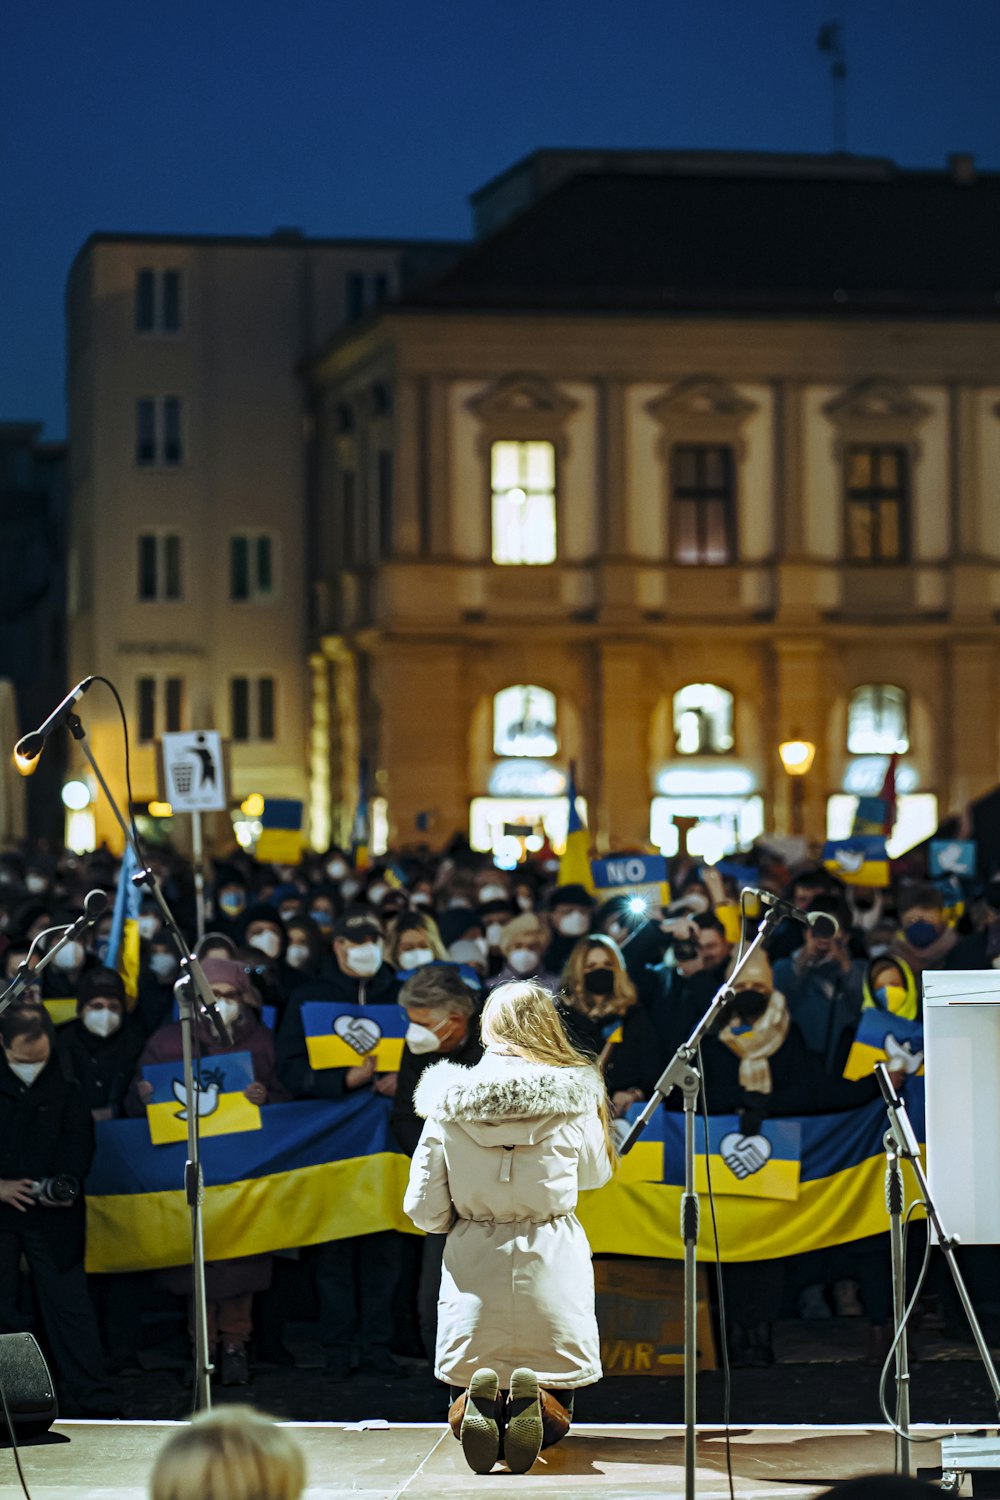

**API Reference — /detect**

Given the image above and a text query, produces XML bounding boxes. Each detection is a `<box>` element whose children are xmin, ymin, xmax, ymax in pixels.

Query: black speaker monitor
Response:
<box><xmin>0</xmin><ymin>1333</ymin><xmax>58</xmax><ymax>1438</ymax></box>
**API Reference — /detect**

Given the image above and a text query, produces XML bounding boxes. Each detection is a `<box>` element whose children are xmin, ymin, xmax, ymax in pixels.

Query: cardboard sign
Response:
<box><xmin>301</xmin><ymin>1001</ymin><xmax>408</xmax><ymax>1072</ymax></box>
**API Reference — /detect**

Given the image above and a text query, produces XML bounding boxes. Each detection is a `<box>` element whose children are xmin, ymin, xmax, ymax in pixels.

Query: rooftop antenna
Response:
<box><xmin>817</xmin><ymin>20</ymin><xmax>848</xmax><ymax>154</ymax></box>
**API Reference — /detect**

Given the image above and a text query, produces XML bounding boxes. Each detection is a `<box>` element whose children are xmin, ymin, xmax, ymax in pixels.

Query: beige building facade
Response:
<box><xmin>66</xmin><ymin>230</ymin><xmax>456</xmax><ymax>848</ymax></box>
<box><xmin>306</xmin><ymin>155</ymin><xmax>1000</xmax><ymax>860</ymax></box>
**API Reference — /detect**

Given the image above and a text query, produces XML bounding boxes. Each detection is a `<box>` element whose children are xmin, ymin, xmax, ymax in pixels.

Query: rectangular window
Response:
<box><xmin>136</xmin><ymin>399</ymin><xmax>157</xmax><ymax>465</ymax></box>
<box><xmin>671</xmin><ymin>444</ymin><xmax>736</xmax><ymax>565</ymax></box>
<box><xmin>231</xmin><ymin>678</ymin><xmax>250</xmax><ymax>742</ymax></box>
<box><xmin>229</xmin><ymin>533</ymin><xmax>274</xmax><ymax>601</ymax></box>
<box><xmin>845</xmin><ymin>445</ymin><xmax>908</xmax><ymax>563</ymax></box>
<box><xmin>163</xmin><ymin>397</ymin><xmax>182</xmax><ymax>465</ymax></box>
<box><xmin>377</xmin><ymin>451</ymin><xmax>393</xmax><ymax>556</ymax></box>
<box><xmin>164</xmin><ymin>677</ymin><xmax>184</xmax><ymax>733</ymax></box>
<box><xmin>135</xmin><ymin>269</ymin><xmax>156</xmax><ymax>332</ymax></box>
<box><xmin>342</xmin><ymin>471</ymin><xmax>357</xmax><ymax>566</ymax></box>
<box><xmin>162</xmin><ymin>269</ymin><xmax>182</xmax><ymax>331</ymax></box>
<box><xmin>138</xmin><ymin>535</ymin><xmax>158</xmax><ymax>600</ymax></box>
<box><xmin>137</xmin><ymin>678</ymin><xmax>156</xmax><ymax>743</ymax></box>
<box><xmin>137</xmin><ymin>533</ymin><xmax>182</xmax><ymax>601</ymax></box>
<box><xmin>373</xmin><ymin>272</ymin><xmax>389</xmax><ymax>304</ymax></box>
<box><xmin>258</xmin><ymin>677</ymin><xmax>275</xmax><ymax>741</ymax></box>
<box><xmin>231</xmin><ymin>676</ymin><xmax>275</xmax><ymax>741</ymax></box>
<box><xmin>490</xmin><ymin>440</ymin><xmax>557</xmax><ymax>566</ymax></box>
<box><xmin>347</xmin><ymin>272</ymin><xmax>365</xmax><ymax>322</ymax></box>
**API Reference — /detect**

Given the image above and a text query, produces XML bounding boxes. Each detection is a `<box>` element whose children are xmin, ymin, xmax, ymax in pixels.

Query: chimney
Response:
<box><xmin>948</xmin><ymin>153</ymin><xmax>976</xmax><ymax>185</ymax></box>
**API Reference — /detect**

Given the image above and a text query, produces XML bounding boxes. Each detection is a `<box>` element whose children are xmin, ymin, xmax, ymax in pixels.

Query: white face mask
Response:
<box><xmin>248</xmin><ymin>930</ymin><xmax>281</xmax><ymax>959</ymax></box>
<box><xmin>516</xmin><ymin>895</ymin><xmax>535</xmax><ymax>913</ymax></box>
<box><xmin>447</xmin><ymin>897</ymin><xmax>472</xmax><ymax>910</ymax></box>
<box><xmin>150</xmin><ymin>951</ymin><xmax>179</xmax><ymax>982</ymax></box>
<box><xmin>54</xmin><ymin>941</ymin><xmax>85</xmax><ymax>971</ymax></box>
<box><xmin>7</xmin><ymin>1058</ymin><xmax>45</xmax><ymax>1086</ymax></box>
<box><xmin>479</xmin><ymin>884</ymin><xmax>507</xmax><ymax>904</ymax></box>
<box><xmin>366</xmin><ymin>884</ymin><xmax>388</xmax><ymax>906</ymax></box>
<box><xmin>83</xmin><ymin>1007</ymin><xmax>121</xmax><ymax>1038</ymax></box>
<box><xmin>398</xmin><ymin>947</ymin><xmax>434</xmax><ymax>971</ymax></box>
<box><xmin>345</xmin><ymin>942</ymin><xmax>382</xmax><ymax>977</ymax></box>
<box><xmin>326</xmin><ymin>859</ymin><xmax>348</xmax><ymax>880</ymax></box>
<box><xmin>410</xmin><ymin>893</ymin><xmax>432</xmax><ymax>909</ymax></box>
<box><xmin>486</xmin><ymin>922</ymin><xmax>506</xmax><ymax>950</ymax></box>
<box><xmin>25</xmin><ymin>874</ymin><xmax>48</xmax><ymax>895</ymax></box>
<box><xmin>138</xmin><ymin>915</ymin><xmax>159</xmax><ymax>941</ymax></box>
<box><xmin>215</xmin><ymin>998</ymin><xmax>241</xmax><ymax>1026</ymax></box>
<box><xmin>449</xmin><ymin>939</ymin><xmax>487</xmax><ymax>970</ymax></box>
<box><xmin>405</xmin><ymin>1021</ymin><xmax>446</xmax><ymax>1055</ymax></box>
<box><xmin>340</xmin><ymin>879</ymin><xmax>361</xmax><ymax>901</ymax></box>
<box><xmin>508</xmin><ymin>947</ymin><xmax>541</xmax><ymax>976</ymax></box>
<box><xmin>557</xmin><ymin>910</ymin><xmax>590</xmax><ymax>937</ymax></box>
<box><xmin>286</xmin><ymin>943</ymin><xmax>311</xmax><ymax>970</ymax></box>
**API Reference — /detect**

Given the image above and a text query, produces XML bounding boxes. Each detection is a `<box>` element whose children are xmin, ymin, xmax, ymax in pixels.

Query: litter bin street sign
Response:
<box><xmin>160</xmin><ymin>732</ymin><xmax>227</xmax><ymax>813</ymax></box>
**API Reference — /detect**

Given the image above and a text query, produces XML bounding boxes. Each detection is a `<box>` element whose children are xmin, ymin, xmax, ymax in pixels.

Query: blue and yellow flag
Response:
<box><xmin>143</xmin><ymin>1051</ymin><xmax>261</xmax><ymax>1145</ymax></box>
<box><xmin>559</xmin><ymin>763</ymin><xmax>594</xmax><ymax>893</ymax></box>
<box><xmin>85</xmin><ymin>1094</ymin><xmax>412</xmax><ymax>1273</ymax></box>
<box><xmin>108</xmin><ymin>843</ymin><xmax>142</xmax><ymax>1000</ymax></box>
<box><xmin>694</xmin><ymin>1117</ymin><xmax>801</xmax><ymax>1201</ymax></box>
<box><xmin>301</xmin><ymin>1000</ymin><xmax>408</xmax><ymax>1072</ymax></box>
<box><xmin>256</xmin><ymin>799</ymin><xmax>304</xmax><ymax>867</ymax></box>
<box><xmin>822</xmin><ymin>835</ymin><xmax>890</xmax><ymax>888</ymax></box>
<box><xmin>843</xmin><ymin>1009</ymin><xmax>924</xmax><ymax>1082</ymax></box>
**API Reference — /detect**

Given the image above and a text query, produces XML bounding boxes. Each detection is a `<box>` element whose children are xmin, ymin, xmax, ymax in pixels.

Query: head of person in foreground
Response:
<box><xmin>150</xmin><ymin>1406</ymin><xmax>305</xmax><ymax>1500</ymax></box>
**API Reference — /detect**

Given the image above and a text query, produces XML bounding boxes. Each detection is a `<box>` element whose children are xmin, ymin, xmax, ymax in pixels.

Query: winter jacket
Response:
<box><xmin>771</xmin><ymin>953</ymin><xmax>865</xmax><ymax>1064</ymax></box>
<box><xmin>0</xmin><ymin>1054</ymin><xmax>95</xmax><ymax>1268</ymax></box>
<box><xmin>556</xmin><ymin>1000</ymin><xmax>665</xmax><ymax>1098</ymax></box>
<box><xmin>404</xmin><ymin>1049</ymin><xmax>613</xmax><ymax>1389</ymax></box>
<box><xmin>275</xmin><ymin>966</ymin><xmax>400</xmax><ymax>1100</ymax></box>
<box><xmin>56</xmin><ymin>1015</ymin><xmax>143</xmax><ymax>1117</ymax></box>
<box><xmin>123</xmin><ymin>1010</ymin><xmax>289</xmax><ymax>1116</ymax></box>
<box><xmin>391</xmin><ymin>1026</ymin><xmax>484</xmax><ymax>1155</ymax></box>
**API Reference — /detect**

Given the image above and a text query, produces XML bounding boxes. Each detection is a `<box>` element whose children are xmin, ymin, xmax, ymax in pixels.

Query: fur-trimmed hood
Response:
<box><xmin>414</xmin><ymin>1050</ymin><xmax>604</xmax><ymax>1141</ymax></box>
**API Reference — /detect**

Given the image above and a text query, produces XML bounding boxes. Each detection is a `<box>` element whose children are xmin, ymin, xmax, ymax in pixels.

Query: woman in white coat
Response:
<box><xmin>403</xmin><ymin>979</ymin><xmax>615</xmax><ymax>1474</ymax></box>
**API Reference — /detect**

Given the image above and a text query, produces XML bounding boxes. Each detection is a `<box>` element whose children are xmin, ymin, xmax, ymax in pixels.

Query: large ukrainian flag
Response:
<box><xmin>580</xmin><ymin>1083</ymin><xmax>926</xmax><ymax>1262</ymax></box>
<box><xmin>85</xmin><ymin>1094</ymin><xmax>413</xmax><ymax>1273</ymax></box>
<box><xmin>301</xmin><ymin>1000</ymin><xmax>408</xmax><ymax>1072</ymax></box>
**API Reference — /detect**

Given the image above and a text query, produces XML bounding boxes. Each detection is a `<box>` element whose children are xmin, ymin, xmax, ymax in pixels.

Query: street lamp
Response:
<box><xmin>778</xmin><ymin>736</ymin><xmax>816</xmax><ymax>837</ymax></box>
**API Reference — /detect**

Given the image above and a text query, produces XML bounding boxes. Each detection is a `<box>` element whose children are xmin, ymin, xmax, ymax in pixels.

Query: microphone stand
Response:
<box><xmin>0</xmin><ymin>896</ymin><xmax>108</xmax><ymax>1017</ymax></box>
<box><xmin>619</xmin><ymin>903</ymin><xmax>783</xmax><ymax>1500</ymax></box>
<box><xmin>45</xmin><ymin>701</ymin><xmax>229</xmax><ymax>1411</ymax></box>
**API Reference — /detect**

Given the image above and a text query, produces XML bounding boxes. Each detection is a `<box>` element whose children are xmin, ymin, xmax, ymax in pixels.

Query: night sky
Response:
<box><xmin>6</xmin><ymin>0</ymin><xmax>1000</xmax><ymax>439</ymax></box>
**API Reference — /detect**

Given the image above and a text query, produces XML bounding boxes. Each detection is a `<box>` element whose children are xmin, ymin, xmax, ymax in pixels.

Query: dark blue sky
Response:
<box><xmin>6</xmin><ymin>0</ymin><xmax>1000</xmax><ymax>438</ymax></box>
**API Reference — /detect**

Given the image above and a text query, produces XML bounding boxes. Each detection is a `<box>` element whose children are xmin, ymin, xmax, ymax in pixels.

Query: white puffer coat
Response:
<box><xmin>403</xmin><ymin>1048</ymin><xmax>613</xmax><ymax>1389</ymax></box>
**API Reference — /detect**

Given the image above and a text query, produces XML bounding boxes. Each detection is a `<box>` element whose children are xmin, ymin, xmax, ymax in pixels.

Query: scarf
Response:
<box><xmin>717</xmin><ymin>992</ymin><xmax>790</xmax><ymax>1094</ymax></box>
<box><xmin>890</xmin><ymin>927</ymin><xmax>956</xmax><ymax>976</ymax></box>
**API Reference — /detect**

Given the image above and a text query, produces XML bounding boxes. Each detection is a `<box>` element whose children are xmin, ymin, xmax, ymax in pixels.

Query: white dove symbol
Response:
<box><xmin>172</xmin><ymin>1077</ymin><xmax>220</xmax><ymax>1121</ymax></box>
<box><xmin>835</xmin><ymin>848</ymin><xmax>866</xmax><ymax>874</ymax></box>
<box><xmin>883</xmin><ymin>1033</ymin><xmax>924</xmax><ymax>1075</ymax></box>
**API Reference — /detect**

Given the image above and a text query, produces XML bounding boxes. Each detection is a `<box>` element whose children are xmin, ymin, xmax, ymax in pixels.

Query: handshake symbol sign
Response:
<box><xmin>719</xmin><ymin>1131</ymin><xmax>772</xmax><ymax>1180</ymax></box>
<box><xmin>333</xmin><ymin>1014</ymin><xmax>383</xmax><ymax>1058</ymax></box>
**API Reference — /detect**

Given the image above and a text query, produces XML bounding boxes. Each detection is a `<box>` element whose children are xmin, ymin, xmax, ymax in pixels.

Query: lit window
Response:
<box><xmin>491</xmin><ymin>441</ymin><xmax>556</xmax><ymax>566</ymax></box>
<box><xmin>847</xmin><ymin>684</ymin><xmax>909</xmax><ymax>754</ymax></box>
<box><xmin>673</xmin><ymin>684</ymin><xmax>735</xmax><ymax>755</ymax></box>
<box><xmin>493</xmin><ymin>686</ymin><xmax>558</xmax><ymax>757</ymax></box>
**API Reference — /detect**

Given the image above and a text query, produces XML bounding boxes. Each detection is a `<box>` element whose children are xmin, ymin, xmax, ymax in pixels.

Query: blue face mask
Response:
<box><xmin>905</xmin><ymin>919</ymin><xmax>940</xmax><ymax>950</ymax></box>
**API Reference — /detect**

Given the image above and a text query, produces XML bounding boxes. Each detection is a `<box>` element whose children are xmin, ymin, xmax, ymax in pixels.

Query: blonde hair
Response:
<box><xmin>498</xmin><ymin>911</ymin><xmax>551</xmax><ymax>956</ymax></box>
<box><xmin>481</xmin><ymin>981</ymin><xmax>616</xmax><ymax>1164</ymax></box>
<box><xmin>385</xmin><ymin>911</ymin><xmax>448</xmax><ymax>966</ymax></box>
<box><xmin>562</xmin><ymin>935</ymin><xmax>637</xmax><ymax>1020</ymax></box>
<box><xmin>150</xmin><ymin>1407</ymin><xmax>305</xmax><ymax>1500</ymax></box>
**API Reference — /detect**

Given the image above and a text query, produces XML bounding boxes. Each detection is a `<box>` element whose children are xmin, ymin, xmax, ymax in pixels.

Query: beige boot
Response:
<box><xmin>539</xmin><ymin>1388</ymin><xmax>572</xmax><ymax>1449</ymax></box>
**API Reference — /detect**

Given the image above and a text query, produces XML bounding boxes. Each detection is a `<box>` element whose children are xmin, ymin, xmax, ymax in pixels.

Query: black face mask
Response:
<box><xmin>583</xmin><ymin>967</ymin><xmax>616</xmax><ymax>997</ymax></box>
<box><xmin>729</xmin><ymin>988</ymin><xmax>770</xmax><ymax>1025</ymax></box>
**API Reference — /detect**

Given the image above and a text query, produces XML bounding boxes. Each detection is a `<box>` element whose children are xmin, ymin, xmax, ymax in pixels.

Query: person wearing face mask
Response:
<box><xmin>126</xmin><ymin>958</ymin><xmax>289</xmax><ymax>1386</ymax></box>
<box><xmin>212</xmin><ymin>870</ymin><xmax>249</xmax><ymax>941</ymax></box>
<box><xmin>306</xmin><ymin>889</ymin><xmax>340</xmax><ymax>944</ymax></box>
<box><xmin>860</xmin><ymin>953</ymin><xmax>921</xmax><ymax>1022</ymax></box>
<box><xmin>283</xmin><ymin>915</ymin><xmax>329</xmax><ymax>984</ymax></box>
<box><xmin>557</xmin><ymin>936</ymin><xmax>664</xmax><ymax>1117</ymax></box>
<box><xmin>543</xmin><ymin>886</ymin><xmax>596</xmax><ymax>974</ymax></box>
<box><xmin>387</xmin><ymin>911</ymin><xmax>448</xmax><ymax>973</ymax></box>
<box><xmin>438</xmin><ymin>909</ymin><xmax>490</xmax><ymax>978</ymax></box>
<box><xmin>274</xmin><ymin>912</ymin><xmax>405</xmax><ymax>1381</ymax></box>
<box><xmin>890</xmin><ymin>883</ymin><xmax>957</xmax><ymax>977</ymax></box>
<box><xmin>137</xmin><ymin>897</ymin><xmax>163</xmax><ymax>946</ymax></box>
<box><xmin>489</xmin><ymin>913</ymin><xmax>560</xmax><ymax>994</ymax></box>
<box><xmin>479</xmin><ymin>899</ymin><xmax>516</xmax><ymax>976</ymax></box>
<box><xmin>772</xmin><ymin>895</ymin><xmax>866</xmax><ymax>1069</ymax></box>
<box><xmin>0</xmin><ymin>1005</ymin><xmax>119</xmax><ymax>1417</ymax></box>
<box><xmin>134</xmin><ymin>935</ymin><xmax>183</xmax><ymax>1037</ymax></box>
<box><xmin>58</xmin><ymin>968</ymin><xmax>142</xmax><ymax>1120</ymax></box>
<box><xmin>240</xmin><ymin>903</ymin><xmax>302</xmax><ymax>1007</ymax></box>
<box><xmin>392</xmin><ymin>966</ymin><xmax>484</xmax><ymax>1362</ymax></box>
<box><xmin>39</xmin><ymin>905</ymin><xmax>99</xmax><ymax>1001</ymax></box>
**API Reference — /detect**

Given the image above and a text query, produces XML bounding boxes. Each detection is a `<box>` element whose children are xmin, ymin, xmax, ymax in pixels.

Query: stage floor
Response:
<box><xmin>0</xmin><ymin>1421</ymin><xmax>951</xmax><ymax>1499</ymax></box>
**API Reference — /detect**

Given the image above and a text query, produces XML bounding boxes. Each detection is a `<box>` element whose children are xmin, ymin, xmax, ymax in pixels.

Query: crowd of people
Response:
<box><xmin>0</xmin><ymin>833</ymin><xmax>997</xmax><ymax>1415</ymax></box>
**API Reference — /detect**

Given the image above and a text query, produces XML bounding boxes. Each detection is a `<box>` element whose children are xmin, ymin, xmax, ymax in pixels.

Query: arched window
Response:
<box><xmin>673</xmin><ymin>684</ymin><xmax>734</xmax><ymax>756</ymax></box>
<box><xmin>493</xmin><ymin>685</ymin><xmax>557</xmax><ymax>758</ymax></box>
<box><xmin>847</xmin><ymin>684</ymin><xmax>909</xmax><ymax>755</ymax></box>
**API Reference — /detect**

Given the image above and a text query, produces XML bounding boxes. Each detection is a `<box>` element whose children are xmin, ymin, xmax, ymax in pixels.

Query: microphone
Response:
<box><xmin>15</xmin><ymin>677</ymin><xmax>95</xmax><ymax>760</ymax></box>
<box><xmin>753</xmin><ymin>890</ymin><xmax>840</xmax><ymax>939</ymax></box>
<box><xmin>0</xmin><ymin>889</ymin><xmax>110</xmax><ymax>1016</ymax></box>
